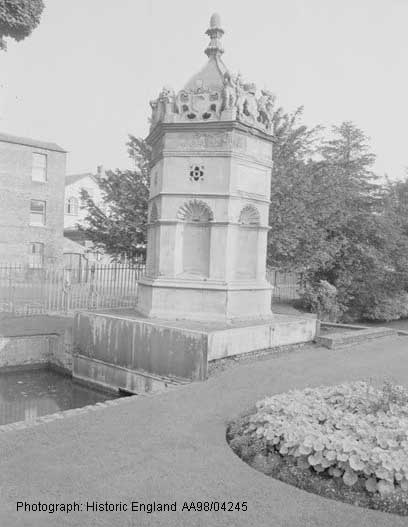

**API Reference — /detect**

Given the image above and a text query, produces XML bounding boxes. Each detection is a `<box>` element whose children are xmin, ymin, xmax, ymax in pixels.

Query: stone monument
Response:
<box><xmin>138</xmin><ymin>13</ymin><xmax>274</xmax><ymax>322</ymax></box>
<box><xmin>73</xmin><ymin>14</ymin><xmax>317</xmax><ymax>394</ymax></box>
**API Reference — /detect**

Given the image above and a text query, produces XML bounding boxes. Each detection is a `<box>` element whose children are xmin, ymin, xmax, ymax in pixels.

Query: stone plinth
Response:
<box><xmin>73</xmin><ymin>309</ymin><xmax>318</xmax><ymax>393</ymax></box>
<box><xmin>138</xmin><ymin>278</ymin><xmax>272</xmax><ymax>322</ymax></box>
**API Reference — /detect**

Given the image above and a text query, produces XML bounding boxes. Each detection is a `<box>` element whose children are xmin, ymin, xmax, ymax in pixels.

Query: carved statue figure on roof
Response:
<box><xmin>150</xmin><ymin>85</ymin><xmax>175</xmax><ymax>124</ymax></box>
<box><xmin>158</xmin><ymin>85</ymin><xmax>175</xmax><ymax>114</ymax></box>
<box><xmin>149</xmin><ymin>98</ymin><xmax>159</xmax><ymax>125</ymax></box>
<box><xmin>221</xmin><ymin>72</ymin><xmax>236</xmax><ymax>111</ymax></box>
<box><xmin>235</xmin><ymin>74</ymin><xmax>246</xmax><ymax>119</ymax></box>
<box><xmin>243</xmin><ymin>83</ymin><xmax>258</xmax><ymax>123</ymax></box>
<box><xmin>235</xmin><ymin>78</ymin><xmax>258</xmax><ymax>124</ymax></box>
<box><xmin>257</xmin><ymin>89</ymin><xmax>275</xmax><ymax>131</ymax></box>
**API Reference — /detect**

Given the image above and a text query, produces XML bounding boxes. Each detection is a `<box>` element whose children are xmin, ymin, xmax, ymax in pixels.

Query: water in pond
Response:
<box><xmin>0</xmin><ymin>369</ymin><xmax>118</xmax><ymax>426</ymax></box>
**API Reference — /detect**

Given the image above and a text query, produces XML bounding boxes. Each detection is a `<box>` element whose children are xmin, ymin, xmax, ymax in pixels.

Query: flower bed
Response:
<box><xmin>227</xmin><ymin>381</ymin><xmax>408</xmax><ymax>515</ymax></box>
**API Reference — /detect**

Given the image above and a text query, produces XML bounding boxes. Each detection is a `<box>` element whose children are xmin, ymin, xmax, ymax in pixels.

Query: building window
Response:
<box><xmin>28</xmin><ymin>242</ymin><xmax>44</xmax><ymax>268</ymax></box>
<box><xmin>65</xmin><ymin>197</ymin><xmax>78</xmax><ymax>215</ymax></box>
<box><xmin>30</xmin><ymin>200</ymin><xmax>46</xmax><ymax>226</ymax></box>
<box><xmin>32</xmin><ymin>153</ymin><xmax>47</xmax><ymax>182</ymax></box>
<box><xmin>82</xmin><ymin>187</ymin><xmax>93</xmax><ymax>198</ymax></box>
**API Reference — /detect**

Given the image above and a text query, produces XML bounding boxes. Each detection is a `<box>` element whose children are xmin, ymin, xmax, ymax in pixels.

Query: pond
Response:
<box><xmin>0</xmin><ymin>369</ymin><xmax>119</xmax><ymax>426</ymax></box>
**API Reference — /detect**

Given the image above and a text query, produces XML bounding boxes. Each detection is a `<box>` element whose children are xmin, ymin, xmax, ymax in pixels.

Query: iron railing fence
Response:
<box><xmin>266</xmin><ymin>268</ymin><xmax>303</xmax><ymax>301</ymax></box>
<box><xmin>0</xmin><ymin>263</ymin><xmax>302</xmax><ymax>315</ymax></box>
<box><xmin>0</xmin><ymin>263</ymin><xmax>146</xmax><ymax>316</ymax></box>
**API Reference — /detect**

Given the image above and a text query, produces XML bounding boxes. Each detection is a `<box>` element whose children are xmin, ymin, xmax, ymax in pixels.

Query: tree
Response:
<box><xmin>383</xmin><ymin>174</ymin><xmax>408</xmax><ymax>237</ymax></box>
<box><xmin>268</xmin><ymin>115</ymin><xmax>408</xmax><ymax>321</ymax></box>
<box><xmin>80</xmin><ymin>136</ymin><xmax>151</xmax><ymax>261</ymax></box>
<box><xmin>301</xmin><ymin>123</ymin><xmax>408</xmax><ymax>320</ymax></box>
<box><xmin>267</xmin><ymin>105</ymin><xmax>325</xmax><ymax>270</ymax></box>
<box><xmin>0</xmin><ymin>0</ymin><xmax>44</xmax><ymax>50</ymax></box>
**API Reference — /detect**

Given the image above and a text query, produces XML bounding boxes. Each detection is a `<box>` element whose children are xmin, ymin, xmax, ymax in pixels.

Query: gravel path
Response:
<box><xmin>1</xmin><ymin>334</ymin><xmax>408</xmax><ymax>526</ymax></box>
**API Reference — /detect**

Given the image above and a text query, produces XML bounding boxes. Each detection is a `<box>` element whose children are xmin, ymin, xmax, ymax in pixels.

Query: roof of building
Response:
<box><xmin>0</xmin><ymin>132</ymin><xmax>66</xmax><ymax>153</ymax></box>
<box><xmin>65</xmin><ymin>173</ymin><xmax>98</xmax><ymax>186</ymax></box>
<box><xmin>63</xmin><ymin>236</ymin><xmax>86</xmax><ymax>254</ymax></box>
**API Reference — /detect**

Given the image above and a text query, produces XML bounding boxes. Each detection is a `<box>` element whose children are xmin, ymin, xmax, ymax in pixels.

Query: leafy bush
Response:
<box><xmin>359</xmin><ymin>291</ymin><xmax>408</xmax><ymax>322</ymax></box>
<box><xmin>241</xmin><ymin>382</ymin><xmax>408</xmax><ymax>496</ymax></box>
<box><xmin>299</xmin><ymin>280</ymin><xmax>343</xmax><ymax>321</ymax></box>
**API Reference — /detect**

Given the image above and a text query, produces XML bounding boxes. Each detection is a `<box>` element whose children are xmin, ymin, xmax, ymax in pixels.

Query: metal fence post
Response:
<box><xmin>63</xmin><ymin>268</ymin><xmax>72</xmax><ymax>314</ymax></box>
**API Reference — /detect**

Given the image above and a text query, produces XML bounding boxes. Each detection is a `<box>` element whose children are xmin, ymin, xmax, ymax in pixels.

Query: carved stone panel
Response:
<box><xmin>166</xmin><ymin>131</ymin><xmax>232</xmax><ymax>152</ymax></box>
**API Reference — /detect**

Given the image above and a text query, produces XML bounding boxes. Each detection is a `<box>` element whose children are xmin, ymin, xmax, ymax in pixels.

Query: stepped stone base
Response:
<box><xmin>316</xmin><ymin>326</ymin><xmax>396</xmax><ymax>349</ymax></box>
<box><xmin>73</xmin><ymin>309</ymin><xmax>318</xmax><ymax>393</ymax></box>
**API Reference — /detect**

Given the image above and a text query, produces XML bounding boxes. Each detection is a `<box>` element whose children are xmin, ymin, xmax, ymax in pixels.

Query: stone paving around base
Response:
<box><xmin>0</xmin><ymin>335</ymin><xmax>408</xmax><ymax>527</ymax></box>
<box><xmin>0</xmin><ymin>314</ymin><xmax>73</xmax><ymax>338</ymax></box>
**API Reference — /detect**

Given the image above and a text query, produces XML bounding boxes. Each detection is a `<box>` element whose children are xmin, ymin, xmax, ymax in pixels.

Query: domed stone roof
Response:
<box><xmin>183</xmin><ymin>13</ymin><xmax>228</xmax><ymax>92</ymax></box>
<box><xmin>148</xmin><ymin>14</ymin><xmax>275</xmax><ymax>134</ymax></box>
<box><xmin>183</xmin><ymin>55</ymin><xmax>228</xmax><ymax>93</ymax></box>
<box><xmin>209</xmin><ymin>12</ymin><xmax>221</xmax><ymax>28</ymax></box>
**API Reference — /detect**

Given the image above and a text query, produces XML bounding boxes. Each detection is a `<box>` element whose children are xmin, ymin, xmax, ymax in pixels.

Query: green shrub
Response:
<box><xmin>299</xmin><ymin>280</ymin><xmax>343</xmax><ymax>321</ymax></box>
<box><xmin>243</xmin><ymin>381</ymin><xmax>408</xmax><ymax>496</ymax></box>
<box><xmin>359</xmin><ymin>291</ymin><xmax>408</xmax><ymax>322</ymax></box>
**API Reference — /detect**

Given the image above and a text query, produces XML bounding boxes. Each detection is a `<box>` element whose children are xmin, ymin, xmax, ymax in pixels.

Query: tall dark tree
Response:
<box><xmin>0</xmin><ymin>0</ymin><xmax>44</xmax><ymax>50</ymax></box>
<box><xmin>80</xmin><ymin>136</ymin><xmax>151</xmax><ymax>261</ymax></box>
<box><xmin>383</xmin><ymin>174</ymin><xmax>408</xmax><ymax>236</ymax></box>
<box><xmin>268</xmin><ymin>115</ymin><xmax>408</xmax><ymax>320</ymax></box>
<box><xmin>302</xmin><ymin>123</ymin><xmax>408</xmax><ymax>320</ymax></box>
<box><xmin>268</xmin><ymin>105</ymin><xmax>326</xmax><ymax>270</ymax></box>
<box><xmin>320</xmin><ymin>121</ymin><xmax>381</xmax><ymax>213</ymax></box>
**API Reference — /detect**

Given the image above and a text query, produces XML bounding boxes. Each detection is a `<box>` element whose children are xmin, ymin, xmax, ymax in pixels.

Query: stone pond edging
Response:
<box><xmin>0</xmin><ymin>328</ymin><xmax>73</xmax><ymax>373</ymax></box>
<box><xmin>0</xmin><ymin>381</ymin><xmax>184</xmax><ymax>434</ymax></box>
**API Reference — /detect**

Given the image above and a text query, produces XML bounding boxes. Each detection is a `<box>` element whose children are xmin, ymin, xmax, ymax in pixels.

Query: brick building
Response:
<box><xmin>0</xmin><ymin>132</ymin><xmax>67</xmax><ymax>266</ymax></box>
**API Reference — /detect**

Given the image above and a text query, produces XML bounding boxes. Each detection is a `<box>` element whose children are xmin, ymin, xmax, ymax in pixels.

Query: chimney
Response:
<box><xmin>96</xmin><ymin>165</ymin><xmax>105</xmax><ymax>177</ymax></box>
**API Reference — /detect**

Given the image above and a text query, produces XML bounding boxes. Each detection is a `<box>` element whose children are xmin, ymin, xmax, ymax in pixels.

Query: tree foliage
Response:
<box><xmin>0</xmin><ymin>0</ymin><xmax>44</xmax><ymax>50</ymax></box>
<box><xmin>79</xmin><ymin>135</ymin><xmax>151</xmax><ymax>262</ymax></box>
<box><xmin>268</xmin><ymin>112</ymin><xmax>408</xmax><ymax>321</ymax></box>
<box><xmin>268</xmin><ymin>106</ymin><xmax>333</xmax><ymax>271</ymax></box>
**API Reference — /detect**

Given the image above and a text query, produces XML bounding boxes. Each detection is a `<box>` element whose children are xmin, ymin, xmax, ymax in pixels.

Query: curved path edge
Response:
<box><xmin>0</xmin><ymin>335</ymin><xmax>407</xmax><ymax>527</ymax></box>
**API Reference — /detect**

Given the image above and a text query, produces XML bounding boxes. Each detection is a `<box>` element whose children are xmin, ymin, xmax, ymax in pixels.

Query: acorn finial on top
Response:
<box><xmin>209</xmin><ymin>13</ymin><xmax>222</xmax><ymax>28</ymax></box>
<box><xmin>205</xmin><ymin>13</ymin><xmax>224</xmax><ymax>58</ymax></box>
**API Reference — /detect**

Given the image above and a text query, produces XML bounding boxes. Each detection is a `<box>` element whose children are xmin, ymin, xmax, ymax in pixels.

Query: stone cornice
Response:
<box><xmin>146</xmin><ymin>120</ymin><xmax>274</xmax><ymax>146</ymax></box>
<box><xmin>148</xmin><ymin>192</ymin><xmax>271</xmax><ymax>204</ymax></box>
<box><xmin>156</xmin><ymin>150</ymin><xmax>273</xmax><ymax>169</ymax></box>
<box><xmin>147</xmin><ymin>220</ymin><xmax>270</xmax><ymax>230</ymax></box>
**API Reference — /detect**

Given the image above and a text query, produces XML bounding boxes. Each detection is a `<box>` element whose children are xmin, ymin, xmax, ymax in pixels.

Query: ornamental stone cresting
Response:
<box><xmin>149</xmin><ymin>14</ymin><xmax>275</xmax><ymax>134</ymax></box>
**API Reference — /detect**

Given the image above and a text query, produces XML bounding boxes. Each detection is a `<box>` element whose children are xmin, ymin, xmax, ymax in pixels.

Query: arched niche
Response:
<box><xmin>177</xmin><ymin>199</ymin><xmax>213</xmax><ymax>277</ymax></box>
<box><xmin>235</xmin><ymin>204</ymin><xmax>260</xmax><ymax>279</ymax></box>
<box><xmin>239</xmin><ymin>204</ymin><xmax>260</xmax><ymax>225</ymax></box>
<box><xmin>177</xmin><ymin>199</ymin><xmax>213</xmax><ymax>222</ymax></box>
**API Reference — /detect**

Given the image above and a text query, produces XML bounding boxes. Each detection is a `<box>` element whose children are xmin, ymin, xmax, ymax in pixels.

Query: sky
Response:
<box><xmin>0</xmin><ymin>0</ymin><xmax>407</xmax><ymax>179</ymax></box>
